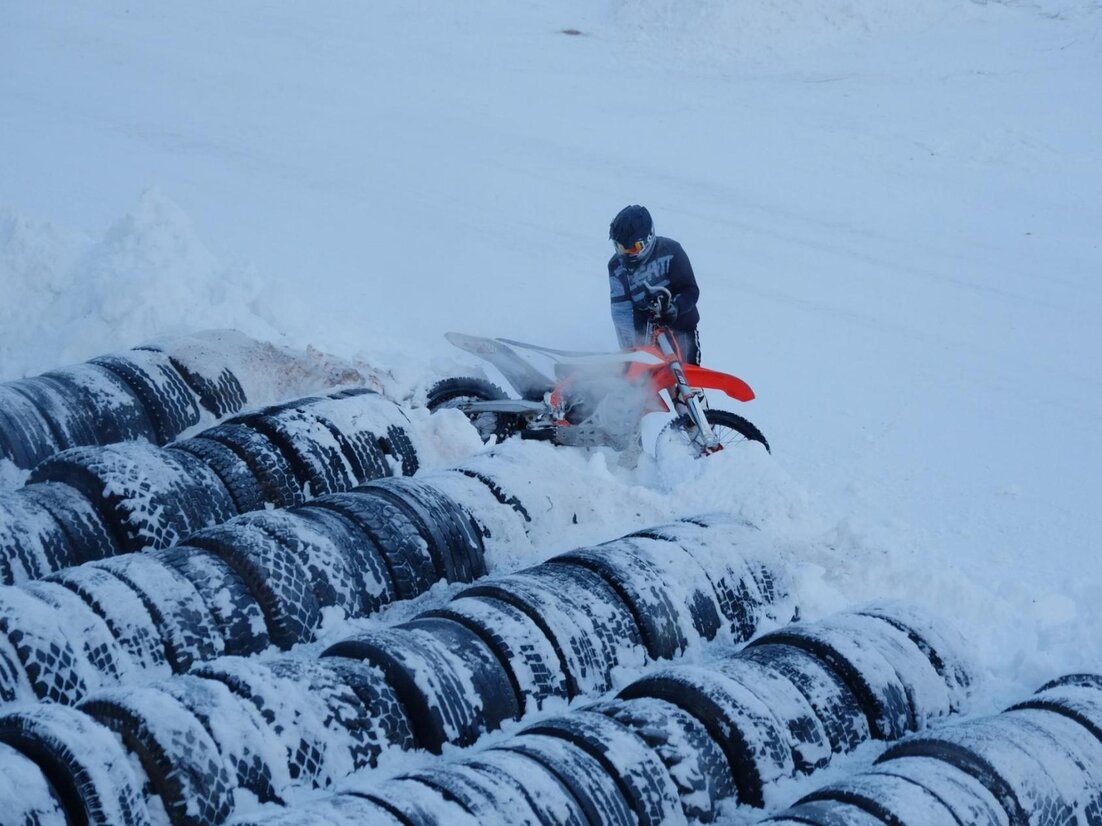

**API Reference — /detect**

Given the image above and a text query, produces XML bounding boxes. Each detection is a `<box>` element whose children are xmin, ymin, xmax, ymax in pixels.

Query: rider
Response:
<box><xmin>608</xmin><ymin>204</ymin><xmax>701</xmax><ymax>365</ymax></box>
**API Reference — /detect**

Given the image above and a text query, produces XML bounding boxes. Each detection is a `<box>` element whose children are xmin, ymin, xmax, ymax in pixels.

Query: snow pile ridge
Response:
<box><xmin>0</xmin><ymin>191</ymin><xmax>280</xmax><ymax>380</ymax></box>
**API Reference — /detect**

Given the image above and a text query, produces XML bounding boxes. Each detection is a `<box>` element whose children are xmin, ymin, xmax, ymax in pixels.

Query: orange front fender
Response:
<box><xmin>682</xmin><ymin>365</ymin><xmax>756</xmax><ymax>402</ymax></box>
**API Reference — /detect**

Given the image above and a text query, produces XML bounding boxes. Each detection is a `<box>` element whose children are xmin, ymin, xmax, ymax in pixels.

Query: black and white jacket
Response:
<box><xmin>607</xmin><ymin>236</ymin><xmax>700</xmax><ymax>348</ymax></box>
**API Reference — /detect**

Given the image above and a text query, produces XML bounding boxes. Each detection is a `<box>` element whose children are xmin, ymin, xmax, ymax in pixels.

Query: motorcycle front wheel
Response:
<box><xmin>656</xmin><ymin>408</ymin><xmax>770</xmax><ymax>459</ymax></box>
<box><xmin>425</xmin><ymin>377</ymin><xmax>522</xmax><ymax>444</ymax></box>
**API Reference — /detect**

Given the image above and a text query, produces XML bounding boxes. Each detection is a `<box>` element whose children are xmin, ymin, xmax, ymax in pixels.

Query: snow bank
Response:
<box><xmin>0</xmin><ymin>190</ymin><xmax>279</xmax><ymax>381</ymax></box>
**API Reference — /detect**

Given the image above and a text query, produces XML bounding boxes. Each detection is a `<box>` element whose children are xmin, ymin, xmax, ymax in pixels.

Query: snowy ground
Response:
<box><xmin>2</xmin><ymin>0</ymin><xmax>1100</xmax><ymax>820</ymax></box>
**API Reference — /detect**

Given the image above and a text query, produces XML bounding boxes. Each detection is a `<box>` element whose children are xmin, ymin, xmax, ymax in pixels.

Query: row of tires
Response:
<box><xmin>0</xmin><ymin>388</ymin><xmax>420</xmax><ymax>584</ymax></box>
<box><xmin>0</xmin><ymin>515</ymin><xmax>790</xmax><ymax>826</ymax></box>
<box><xmin>235</xmin><ymin>602</ymin><xmax>973</xmax><ymax>826</ymax></box>
<box><xmin>763</xmin><ymin>672</ymin><xmax>1102</xmax><ymax>825</ymax></box>
<box><xmin>0</xmin><ymin>334</ymin><xmax>251</xmax><ymax>471</ymax></box>
<box><xmin>0</xmin><ymin>471</ymin><xmax>487</xmax><ymax>708</ymax></box>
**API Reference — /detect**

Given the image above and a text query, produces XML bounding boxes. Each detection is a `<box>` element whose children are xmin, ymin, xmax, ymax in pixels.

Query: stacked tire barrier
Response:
<box><xmin>764</xmin><ymin>672</ymin><xmax>1102</xmax><ymax>825</ymax></box>
<box><xmin>0</xmin><ymin>337</ymin><xmax>250</xmax><ymax>471</ymax></box>
<box><xmin>0</xmin><ymin>388</ymin><xmax>419</xmax><ymax>584</ymax></box>
<box><xmin>0</xmin><ymin>472</ymin><xmax>485</xmax><ymax>706</ymax></box>
<box><xmin>0</xmin><ymin>516</ymin><xmax>790</xmax><ymax>826</ymax></box>
<box><xmin>233</xmin><ymin>603</ymin><xmax>972</xmax><ymax>826</ymax></box>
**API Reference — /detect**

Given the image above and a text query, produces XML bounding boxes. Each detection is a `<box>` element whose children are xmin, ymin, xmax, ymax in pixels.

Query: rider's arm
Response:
<box><xmin>609</xmin><ymin>261</ymin><xmax>638</xmax><ymax>348</ymax></box>
<box><xmin>667</xmin><ymin>243</ymin><xmax>700</xmax><ymax>323</ymax></box>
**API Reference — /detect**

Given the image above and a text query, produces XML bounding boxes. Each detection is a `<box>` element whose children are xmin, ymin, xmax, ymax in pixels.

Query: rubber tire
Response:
<box><xmin>0</xmin><ymin>490</ymin><xmax>75</xmax><ymax>583</ymax></box>
<box><xmin>91</xmin><ymin>554</ymin><xmax>224</xmax><ymax>672</ymax></box>
<box><xmin>134</xmin><ymin>344</ymin><xmax>247</xmax><ymax>419</ymax></box>
<box><xmin>186</xmin><ymin>520</ymin><xmax>322</xmax><ymax>649</ymax></box>
<box><xmin>426</xmin><ymin>377</ymin><xmax>521</xmax><ymax>444</ymax></box>
<box><xmin>29</xmin><ymin>443</ymin><xmax>237</xmax><ymax>554</ymax></box>
<box><xmin>90</xmin><ymin>351</ymin><xmax>201</xmax><ymax>444</ymax></box>
<box><xmin>522</xmin><ymin>710</ymin><xmax>685</xmax><ymax>826</ymax></box>
<box><xmin>308</xmin><ymin>492</ymin><xmax>436</xmax><ymax>602</ymax></box>
<box><xmin>0</xmin><ymin>703</ymin><xmax>151</xmax><ymax>826</ymax></box>
<box><xmin>0</xmin><ymin>740</ymin><xmax>67</xmax><ymax>824</ymax></box>
<box><xmin>78</xmin><ymin>685</ymin><xmax>234</xmax><ymax>826</ymax></box>
<box><xmin>494</xmin><ymin>733</ymin><xmax>636</xmax><ymax>826</ymax></box>
<box><xmin>323</xmin><ymin>617</ymin><xmax>519</xmax><ymax>752</ymax></box>
<box><xmin>168</xmin><ymin>437</ymin><xmax>266</xmax><ymax>515</ymax></box>
<box><xmin>422</xmin><ymin>595</ymin><xmax>569</xmax><ymax>714</ymax></box>
<box><xmin>197</xmin><ymin>424</ymin><xmax>303</xmax><ymax>509</ymax></box>
<box><xmin>18</xmin><ymin>481</ymin><xmax>119</xmax><ymax>566</ymax></box>
<box><xmin>459</xmin><ymin>564</ymin><xmax>645</xmax><ymax>698</ymax></box>
<box><xmin>453</xmin><ymin>748</ymin><xmax>589</xmax><ymax>826</ymax></box>
<box><xmin>658</xmin><ymin>407</ymin><xmax>770</xmax><ymax>456</ymax></box>
<box><xmin>0</xmin><ymin>385</ymin><xmax>61</xmax><ymax>469</ymax></box>
<box><xmin>859</xmin><ymin>755</ymin><xmax>1011</xmax><ymax>826</ymax></box>
<box><xmin>589</xmin><ymin>696</ymin><xmax>735</xmax><ymax>824</ymax></box>
<box><xmin>44</xmin><ymin>564</ymin><xmax>171</xmax><ymax>677</ymax></box>
<box><xmin>42</xmin><ymin>363</ymin><xmax>158</xmax><ymax>446</ymax></box>
<box><xmin>152</xmin><ymin>544</ymin><xmax>271</xmax><ymax>656</ymax></box>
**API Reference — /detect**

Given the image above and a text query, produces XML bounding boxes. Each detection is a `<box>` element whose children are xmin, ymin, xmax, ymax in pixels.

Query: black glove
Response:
<box><xmin>651</xmin><ymin>287</ymin><xmax>677</xmax><ymax>322</ymax></box>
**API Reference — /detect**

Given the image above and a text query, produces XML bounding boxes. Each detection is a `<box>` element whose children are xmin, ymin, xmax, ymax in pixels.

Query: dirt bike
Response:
<box><xmin>427</xmin><ymin>292</ymin><xmax>768</xmax><ymax>459</ymax></box>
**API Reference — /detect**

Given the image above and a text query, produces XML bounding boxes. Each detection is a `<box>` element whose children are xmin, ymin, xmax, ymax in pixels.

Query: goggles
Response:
<box><xmin>615</xmin><ymin>238</ymin><xmax>647</xmax><ymax>257</ymax></box>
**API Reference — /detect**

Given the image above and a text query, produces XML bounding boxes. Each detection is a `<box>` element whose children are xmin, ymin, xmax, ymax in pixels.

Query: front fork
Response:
<box><xmin>655</xmin><ymin>330</ymin><xmax>721</xmax><ymax>454</ymax></box>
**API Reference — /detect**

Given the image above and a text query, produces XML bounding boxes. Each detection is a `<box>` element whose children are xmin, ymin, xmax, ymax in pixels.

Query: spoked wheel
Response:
<box><xmin>425</xmin><ymin>377</ymin><xmax>521</xmax><ymax>444</ymax></box>
<box><xmin>656</xmin><ymin>408</ymin><xmax>770</xmax><ymax>460</ymax></box>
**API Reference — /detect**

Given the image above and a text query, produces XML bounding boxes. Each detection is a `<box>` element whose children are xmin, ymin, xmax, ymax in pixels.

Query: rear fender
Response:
<box><xmin>682</xmin><ymin>365</ymin><xmax>756</xmax><ymax>402</ymax></box>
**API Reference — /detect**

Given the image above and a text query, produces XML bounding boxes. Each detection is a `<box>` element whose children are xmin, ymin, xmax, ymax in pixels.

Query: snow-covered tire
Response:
<box><xmin>152</xmin><ymin>545</ymin><xmax>270</xmax><ymax>656</ymax></box>
<box><xmin>292</xmin><ymin>504</ymin><xmax>395</xmax><ymax>617</ymax></box>
<box><xmin>5</xmin><ymin>377</ymin><xmax>98</xmax><ymax>452</ymax></box>
<box><xmin>454</xmin><ymin>467</ymin><xmax>533</xmax><ymax>524</ymax></box>
<box><xmin>0</xmin><ymin>631</ymin><xmax>33</xmax><ymax>703</ymax></box>
<box><xmin>230</xmin><ymin>407</ymin><xmax>355</xmax><ymax>498</ymax></box>
<box><xmin>135</xmin><ymin>345</ymin><xmax>247</xmax><ymax>419</ymax></box>
<box><xmin>359</xmin><ymin>478</ymin><xmax>487</xmax><ymax>585</ymax></box>
<box><xmin>198</xmin><ymin>424</ymin><xmax>303</xmax><ymax>509</ymax></box>
<box><xmin>1010</xmin><ymin>676</ymin><xmax>1102</xmax><ymax>749</ymax></box>
<box><xmin>393</xmin><ymin>767</ymin><xmax>541</xmax><ymax>825</ymax></box>
<box><xmin>308</xmin><ymin>492</ymin><xmax>436</xmax><ymax>602</ymax></box>
<box><xmin>44</xmin><ymin>564</ymin><xmax>170</xmax><ymax>677</ymax></box>
<box><xmin>589</xmin><ymin>696</ymin><xmax>735</xmax><ymax>824</ymax></box>
<box><xmin>19</xmin><ymin>481</ymin><xmax>118</xmax><ymax>566</ymax></box>
<box><xmin>422</xmin><ymin>594</ymin><xmax>569</xmax><ymax>714</ymax></box>
<box><xmin>855</xmin><ymin>601</ymin><xmax>974</xmax><ymax>714</ymax></box>
<box><xmin>878</xmin><ymin>710</ymin><xmax>1102</xmax><ymax>825</ymax></box>
<box><xmin>169</xmin><ymin>437</ymin><xmax>267</xmax><ymax>515</ymax></box>
<box><xmin>152</xmin><ymin>673</ymin><xmax>287</xmax><ymax>804</ymax></box>
<box><xmin>0</xmin><ymin>704</ymin><xmax>151</xmax><ymax>826</ymax></box>
<box><xmin>90</xmin><ymin>351</ymin><xmax>202</xmax><ymax>443</ymax></box>
<box><xmin>657</xmin><ymin>408</ymin><xmax>770</xmax><ymax>457</ymax></box>
<box><xmin>523</xmin><ymin>710</ymin><xmax>685</xmax><ymax>826</ymax></box>
<box><xmin>324</xmin><ymin>617</ymin><xmax>519</xmax><ymax>752</ymax></box>
<box><xmin>0</xmin><ymin>586</ymin><xmax>99</xmax><ymax>704</ymax></box>
<box><xmin>630</xmin><ymin>519</ymin><xmax>786</xmax><ymax>643</ymax></box>
<box><xmin>736</xmin><ymin>642</ymin><xmax>870</xmax><ymax>755</ymax></box>
<box><xmin>360</xmin><ymin>778</ymin><xmax>483</xmax><ymax>825</ymax></box>
<box><xmin>21</xmin><ymin>579</ymin><xmax>136</xmax><ymax>690</ymax></box>
<box><xmin>43</xmin><ymin>364</ymin><xmax>158</xmax><ymax>445</ymax></box>
<box><xmin>495</xmin><ymin>732</ymin><xmax>636</xmax><ymax>826</ymax></box>
<box><xmin>78</xmin><ymin>685</ymin><xmax>234</xmax><ymax>826</ymax></box>
<box><xmin>301</xmin><ymin>390</ymin><xmax>406</xmax><ymax>480</ymax></box>
<box><xmin>760</xmin><ymin>798</ymin><xmax>888</xmax><ymax>825</ymax></box>
<box><xmin>547</xmin><ymin>535</ymin><xmax>729</xmax><ymax>660</ymax></box>
<box><xmin>0</xmin><ymin>491</ymin><xmax>75</xmax><ymax>583</ymax></box>
<box><xmin>426</xmin><ymin>376</ymin><xmax>520</xmax><ymax>444</ymax></box>
<box><xmin>619</xmin><ymin>665</ymin><xmax>796</xmax><ymax>808</ymax></box>
<box><xmin>460</xmin><ymin>564</ymin><xmax>646</xmax><ymax>698</ymax></box>
<box><xmin>29</xmin><ymin>443</ymin><xmax>237</xmax><ymax>554</ymax></box>
<box><xmin>233</xmin><ymin>794</ymin><xmax>406</xmax><ymax>826</ymax></box>
<box><xmin>0</xmin><ymin>740</ymin><xmax>67</xmax><ymax>824</ymax></box>
<box><xmin>383</xmin><ymin>423</ymin><xmax>419</xmax><ymax>476</ymax></box>
<box><xmin>91</xmin><ymin>554</ymin><xmax>224</xmax><ymax>672</ymax></box>
<box><xmin>858</xmin><ymin>756</ymin><xmax>1010</xmax><ymax>826</ymax></box>
<box><xmin>321</xmin><ymin>656</ymin><xmax>417</xmax><ymax>761</ymax></box>
<box><xmin>0</xmin><ymin>385</ymin><xmax>62</xmax><ymax>470</ymax></box>
<box><xmin>186</xmin><ymin>520</ymin><xmax>321</xmax><ymax>649</ymax></box>
<box><xmin>453</xmin><ymin>748</ymin><xmax>589</xmax><ymax>826</ymax></box>
<box><xmin>748</xmin><ymin>619</ymin><xmax>918</xmax><ymax>741</ymax></box>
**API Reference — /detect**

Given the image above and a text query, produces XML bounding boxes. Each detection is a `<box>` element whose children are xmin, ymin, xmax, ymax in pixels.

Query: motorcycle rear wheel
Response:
<box><xmin>425</xmin><ymin>378</ymin><xmax>522</xmax><ymax>444</ymax></box>
<box><xmin>657</xmin><ymin>408</ymin><xmax>770</xmax><ymax>458</ymax></box>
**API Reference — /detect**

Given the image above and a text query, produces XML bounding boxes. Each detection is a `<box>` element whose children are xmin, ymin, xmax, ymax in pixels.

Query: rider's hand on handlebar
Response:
<box><xmin>649</xmin><ymin>287</ymin><xmax>677</xmax><ymax>322</ymax></box>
